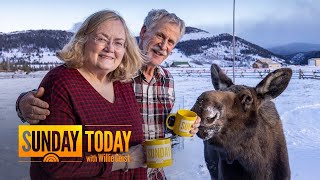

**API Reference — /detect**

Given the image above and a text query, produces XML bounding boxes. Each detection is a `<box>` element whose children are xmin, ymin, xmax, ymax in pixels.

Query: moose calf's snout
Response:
<box><xmin>201</xmin><ymin>107</ymin><xmax>221</xmax><ymax>127</ymax></box>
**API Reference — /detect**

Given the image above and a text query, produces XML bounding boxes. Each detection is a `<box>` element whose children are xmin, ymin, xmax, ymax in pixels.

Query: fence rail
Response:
<box><xmin>171</xmin><ymin>69</ymin><xmax>320</xmax><ymax>80</ymax></box>
<box><xmin>1</xmin><ymin>69</ymin><xmax>320</xmax><ymax>80</ymax></box>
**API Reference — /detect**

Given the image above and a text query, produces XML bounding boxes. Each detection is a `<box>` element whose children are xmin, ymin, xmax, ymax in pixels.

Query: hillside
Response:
<box><xmin>284</xmin><ymin>51</ymin><xmax>320</xmax><ymax>65</ymax></box>
<box><xmin>268</xmin><ymin>43</ymin><xmax>320</xmax><ymax>55</ymax></box>
<box><xmin>0</xmin><ymin>30</ymin><xmax>72</xmax><ymax>52</ymax></box>
<box><xmin>0</xmin><ymin>30</ymin><xmax>72</xmax><ymax>65</ymax></box>
<box><xmin>166</xmin><ymin>27</ymin><xmax>285</xmax><ymax>67</ymax></box>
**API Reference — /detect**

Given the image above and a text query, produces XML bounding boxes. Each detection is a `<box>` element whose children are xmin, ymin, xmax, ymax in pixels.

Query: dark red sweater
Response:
<box><xmin>30</xmin><ymin>65</ymin><xmax>146</xmax><ymax>179</ymax></box>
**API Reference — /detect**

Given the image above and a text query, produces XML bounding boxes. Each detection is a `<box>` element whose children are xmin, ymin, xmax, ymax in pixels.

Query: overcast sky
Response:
<box><xmin>1</xmin><ymin>0</ymin><xmax>319</xmax><ymax>47</ymax></box>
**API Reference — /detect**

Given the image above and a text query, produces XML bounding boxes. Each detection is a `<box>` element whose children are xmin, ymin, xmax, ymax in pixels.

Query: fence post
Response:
<box><xmin>299</xmin><ymin>69</ymin><xmax>304</xmax><ymax>79</ymax></box>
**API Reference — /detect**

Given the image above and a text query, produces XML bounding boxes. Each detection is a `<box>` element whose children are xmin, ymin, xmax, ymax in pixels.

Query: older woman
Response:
<box><xmin>30</xmin><ymin>10</ymin><xmax>147</xmax><ymax>179</ymax></box>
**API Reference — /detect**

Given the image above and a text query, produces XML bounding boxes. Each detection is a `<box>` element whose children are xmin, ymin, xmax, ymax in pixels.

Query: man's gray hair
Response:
<box><xmin>143</xmin><ymin>9</ymin><xmax>185</xmax><ymax>39</ymax></box>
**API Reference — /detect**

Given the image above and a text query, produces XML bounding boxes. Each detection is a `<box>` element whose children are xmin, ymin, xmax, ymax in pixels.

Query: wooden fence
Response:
<box><xmin>170</xmin><ymin>69</ymin><xmax>320</xmax><ymax>80</ymax></box>
<box><xmin>1</xmin><ymin>68</ymin><xmax>319</xmax><ymax>80</ymax></box>
<box><xmin>298</xmin><ymin>70</ymin><xmax>320</xmax><ymax>79</ymax></box>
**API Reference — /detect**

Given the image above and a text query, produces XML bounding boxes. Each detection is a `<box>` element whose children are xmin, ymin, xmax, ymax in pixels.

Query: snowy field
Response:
<box><xmin>0</xmin><ymin>68</ymin><xmax>319</xmax><ymax>179</ymax></box>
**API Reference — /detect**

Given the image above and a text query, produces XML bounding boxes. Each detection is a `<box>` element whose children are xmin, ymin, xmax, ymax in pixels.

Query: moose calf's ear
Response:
<box><xmin>255</xmin><ymin>68</ymin><xmax>292</xmax><ymax>100</ymax></box>
<box><xmin>238</xmin><ymin>90</ymin><xmax>253</xmax><ymax>112</ymax></box>
<box><xmin>211</xmin><ymin>63</ymin><xmax>234</xmax><ymax>90</ymax></box>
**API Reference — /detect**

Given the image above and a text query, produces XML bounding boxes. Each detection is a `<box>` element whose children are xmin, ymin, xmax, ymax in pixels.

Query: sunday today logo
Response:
<box><xmin>18</xmin><ymin>125</ymin><xmax>131</xmax><ymax>163</ymax></box>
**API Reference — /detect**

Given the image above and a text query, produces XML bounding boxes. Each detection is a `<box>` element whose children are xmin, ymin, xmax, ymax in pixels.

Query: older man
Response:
<box><xmin>16</xmin><ymin>9</ymin><xmax>200</xmax><ymax>180</ymax></box>
<box><xmin>134</xmin><ymin>9</ymin><xmax>188</xmax><ymax>140</ymax></box>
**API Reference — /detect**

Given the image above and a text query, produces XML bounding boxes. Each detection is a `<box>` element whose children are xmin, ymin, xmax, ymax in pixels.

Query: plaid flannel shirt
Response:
<box><xmin>132</xmin><ymin>66</ymin><xmax>174</xmax><ymax>180</ymax></box>
<box><xmin>132</xmin><ymin>66</ymin><xmax>175</xmax><ymax>140</ymax></box>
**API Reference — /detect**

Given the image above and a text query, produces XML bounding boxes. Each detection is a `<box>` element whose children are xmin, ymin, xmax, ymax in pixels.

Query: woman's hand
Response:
<box><xmin>111</xmin><ymin>144</ymin><xmax>146</xmax><ymax>171</ymax></box>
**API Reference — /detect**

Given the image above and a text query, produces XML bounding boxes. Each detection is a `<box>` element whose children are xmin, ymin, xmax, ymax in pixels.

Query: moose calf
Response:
<box><xmin>192</xmin><ymin>64</ymin><xmax>291</xmax><ymax>180</ymax></box>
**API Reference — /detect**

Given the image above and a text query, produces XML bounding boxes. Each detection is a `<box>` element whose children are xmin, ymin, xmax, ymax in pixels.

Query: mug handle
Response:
<box><xmin>166</xmin><ymin>113</ymin><xmax>176</xmax><ymax>130</ymax></box>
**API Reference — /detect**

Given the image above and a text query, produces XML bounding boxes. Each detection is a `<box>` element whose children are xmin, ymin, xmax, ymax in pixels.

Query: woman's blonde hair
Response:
<box><xmin>57</xmin><ymin>10</ymin><xmax>146</xmax><ymax>81</ymax></box>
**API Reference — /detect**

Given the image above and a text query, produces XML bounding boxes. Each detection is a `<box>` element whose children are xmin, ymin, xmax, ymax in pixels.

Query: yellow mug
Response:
<box><xmin>166</xmin><ymin>109</ymin><xmax>197</xmax><ymax>137</ymax></box>
<box><xmin>144</xmin><ymin>138</ymin><xmax>172</xmax><ymax>168</ymax></box>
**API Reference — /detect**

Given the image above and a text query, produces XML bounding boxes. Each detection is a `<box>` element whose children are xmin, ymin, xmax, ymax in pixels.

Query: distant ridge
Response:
<box><xmin>268</xmin><ymin>42</ymin><xmax>320</xmax><ymax>55</ymax></box>
<box><xmin>174</xmin><ymin>32</ymin><xmax>284</xmax><ymax>66</ymax></box>
<box><xmin>0</xmin><ymin>30</ymin><xmax>73</xmax><ymax>52</ymax></box>
<box><xmin>185</xmin><ymin>26</ymin><xmax>209</xmax><ymax>34</ymax></box>
<box><xmin>284</xmin><ymin>51</ymin><xmax>320</xmax><ymax>65</ymax></box>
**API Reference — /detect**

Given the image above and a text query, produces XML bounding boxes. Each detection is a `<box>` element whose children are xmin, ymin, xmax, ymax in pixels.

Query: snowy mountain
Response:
<box><xmin>267</xmin><ymin>43</ymin><xmax>320</xmax><ymax>65</ymax></box>
<box><xmin>0</xmin><ymin>27</ymin><xmax>285</xmax><ymax>68</ymax></box>
<box><xmin>268</xmin><ymin>43</ymin><xmax>320</xmax><ymax>55</ymax></box>
<box><xmin>0</xmin><ymin>30</ymin><xmax>72</xmax><ymax>65</ymax></box>
<box><xmin>166</xmin><ymin>27</ymin><xmax>285</xmax><ymax>67</ymax></box>
<box><xmin>284</xmin><ymin>51</ymin><xmax>320</xmax><ymax>65</ymax></box>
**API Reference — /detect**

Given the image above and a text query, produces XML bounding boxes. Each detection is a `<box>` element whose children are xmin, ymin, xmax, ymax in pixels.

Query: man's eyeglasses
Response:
<box><xmin>92</xmin><ymin>36</ymin><xmax>126</xmax><ymax>50</ymax></box>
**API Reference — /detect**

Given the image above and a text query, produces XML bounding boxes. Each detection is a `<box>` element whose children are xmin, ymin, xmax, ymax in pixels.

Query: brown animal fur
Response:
<box><xmin>192</xmin><ymin>64</ymin><xmax>291</xmax><ymax>180</ymax></box>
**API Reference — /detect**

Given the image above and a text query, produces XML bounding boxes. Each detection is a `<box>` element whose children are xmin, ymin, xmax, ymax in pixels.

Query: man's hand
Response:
<box><xmin>190</xmin><ymin>116</ymin><xmax>201</xmax><ymax>135</ymax></box>
<box><xmin>19</xmin><ymin>87</ymin><xmax>50</xmax><ymax>124</ymax></box>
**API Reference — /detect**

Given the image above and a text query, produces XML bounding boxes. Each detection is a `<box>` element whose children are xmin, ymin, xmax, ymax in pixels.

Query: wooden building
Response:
<box><xmin>308</xmin><ymin>58</ymin><xmax>320</xmax><ymax>66</ymax></box>
<box><xmin>252</xmin><ymin>58</ymin><xmax>281</xmax><ymax>69</ymax></box>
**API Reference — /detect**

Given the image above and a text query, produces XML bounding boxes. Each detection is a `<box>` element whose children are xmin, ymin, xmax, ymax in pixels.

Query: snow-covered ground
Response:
<box><xmin>165</xmin><ymin>72</ymin><xmax>320</xmax><ymax>180</ymax></box>
<box><xmin>0</xmin><ymin>67</ymin><xmax>319</xmax><ymax>179</ymax></box>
